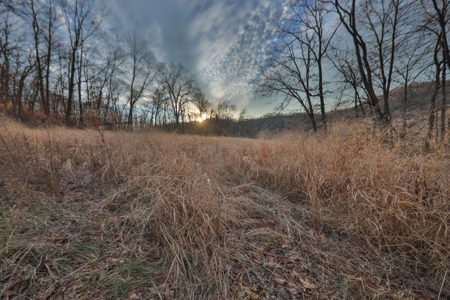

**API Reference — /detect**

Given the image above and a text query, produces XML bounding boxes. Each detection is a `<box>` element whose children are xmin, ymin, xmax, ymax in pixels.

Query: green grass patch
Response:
<box><xmin>67</xmin><ymin>243</ymin><xmax>102</xmax><ymax>260</ymax></box>
<box><xmin>103</xmin><ymin>259</ymin><xmax>161</xmax><ymax>299</ymax></box>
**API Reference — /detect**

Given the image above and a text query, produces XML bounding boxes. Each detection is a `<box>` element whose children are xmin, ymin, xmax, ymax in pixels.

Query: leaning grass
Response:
<box><xmin>0</xmin><ymin>119</ymin><xmax>449</xmax><ymax>299</ymax></box>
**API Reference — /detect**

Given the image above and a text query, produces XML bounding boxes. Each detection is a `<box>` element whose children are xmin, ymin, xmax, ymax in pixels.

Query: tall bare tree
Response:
<box><xmin>291</xmin><ymin>0</ymin><xmax>338</xmax><ymax>130</ymax></box>
<box><xmin>59</xmin><ymin>0</ymin><xmax>105</xmax><ymax>124</ymax></box>
<box><xmin>97</xmin><ymin>45</ymin><xmax>125</xmax><ymax>122</ymax></box>
<box><xmin>159</xmin><ymin>63</ymin><xmax>195</xmax><ymax>132</ymax></box>
<box><xmin>256</xmin><ymin>0</ymin><xmax>337</xmax><ymax>132</ymax></box>
<box><xmin>422</xmin><ymin>0</ymin><xmax>450</xmax><ymax>141</ymax></box>
<box><xmin>125</xmin><ymin>29</ymin><xmax>158</xmax><ymax>128</ymax></box>
<box><xmin>256</xmin><ymin>29</ymin><xmax>319</xmax><ymax>131</ymax></box>
<box><xmin>334</xmin><ymin>0</ymin><xmax>409</xmax><ymax>124</ymax></box>
<box><xmin>425</xmin><ymin>39</ymin><xmax>443</xmax><ymax>151</ymax></box>
<box><xmin>0</xmin><ymin>11</ymin><xmax>14</xmax><ymax>108</ymax></box>
<box><xmin>393</xmin><ymin>27</ymin><xmax>430</xmax><ymax>137</ymax></box>
<box><xmin>21</xmin><ymin>0</ymin><xmax>59</xmax><ymax>119</ymax></box>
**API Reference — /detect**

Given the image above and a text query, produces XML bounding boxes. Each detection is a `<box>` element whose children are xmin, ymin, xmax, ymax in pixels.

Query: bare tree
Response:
<box><xmin>256</xmin><ymin>0</ymin><xmax>337</xmax><ymax>132</ymax></box>
<box><xmin>0</xmin><ymin>10</ymin><xmax>17</xmax><ymax>108</ymax></box>
<box><xmin>125</xmin><ymin>29</ymin><xmax>158</xmax><ymax>128</ymax></box>
<box><xmin>425</xmin><ymin>39</ymin><xmax>443</xmax><ymax>151</ymax></box>
<box><xmin>422</xmin><ymin>0</ymin><xmax>450</xmax><ymax>141</ymax></box>
<box><xmin>334</xmin><ymin>0</ymin><xmax>408</xmax><ymax>124</ymax></box>
<box><xmin>107</xmin><ymin>77</ymin><xmax>127</xmax><ymax>126</ymax></box>
<box><xmin>393</xmin><ymin>27</ymin><xmax>431</xmax><ymax>137</ymax></box>
<box><xmin>256</xmin><ymin>31</ymin><xmax>319</xmax><ymax>131</ymax></box>
<box><xmin>153</xmin><ymin>87</ymin><xmax>170</xmax><ymax>126</ymax></box>
<box><xmin>42</xmin><ymin>0</ymin><xmax>58</xmax><ymax>119</ymax></box>
<box><xmin>0</xmin><ymin>16</ymin><xmax>10</xmax><ymax>107</ymax></box>
<box><xmin>290</xmin><ymin>0</ymin><xmax>338</xmax><ymax>130</ymax></box>
<box><xmin>215</xmin><ymin>98</ymin><xmax>236</xmax><ymax>121</ymax></box>
<box><xmin>21</xmin><ymin>0</ymin><xmax>59</xmax><ymax>119</ymax></box>
<box><xmin>159</xmin><ymin>63</ymin><xmax>195</xmax><ymax>132</ymax></box>
<box><xmin>11</xmin><ymin>51</ymin><xmax>34</xmax><ymax>120</ymax></box>
<box><xmin>98</xmin><ymin>46</ymin><xmax>125</xmax><ymax>122</ymax></box>
<box><xmin>191</xmin><ymin>87</ymin><xmax>210</xmax><ymax>118</ymax></box>
<box><xmin>75</xmin><ymin>36</ymin><xmax>110</xmax><ymax>124</ymax></box>
<box><xmin>59</xmin><ymin>0</ymin><xmax>105</xmax><ymax>124</ymax></box>
<box><xmin>328</xmin><ymin>44</ymin><xmax>367</xmax><ymax>118</ymax></box>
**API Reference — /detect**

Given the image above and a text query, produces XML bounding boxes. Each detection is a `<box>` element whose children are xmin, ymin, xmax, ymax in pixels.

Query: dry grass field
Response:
<box><xmin>1</xmin><ymin>117</ymin><xmax>449</xmax><ymax>299</ymax></box>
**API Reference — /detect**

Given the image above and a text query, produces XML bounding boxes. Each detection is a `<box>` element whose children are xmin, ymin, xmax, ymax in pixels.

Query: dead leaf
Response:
<box><xmin>251</xmin><ymin>257</ymin><xmax>262</xmax><ymax>264</ymax></box>
<box><xmin>273</xmin><ymin>277</ymin><xmax>286</xmax><ymax>285</ymax></box>
<box><xmin>127</xmin><ymin>293</ymin><xmax>140</xmax><ymax>300</ymax></box>
<box><xmin>243</xmin><ymin>287</ymin><xmax>260</xmax><ymax>300</ymax></box>
<box><xmin>238</xmin><ymin>277</ymin><xmax>261</xmax><ymax>300</ymax></box>
<box><xmin>263</xmin><ymin>262</ymin><xmax>281</xmax><ymax>268</ymax></box>
<box><xmin>67</xmin><ymin>281</ymin><xmax>83</xmax><ymax>292</ymax></box>
<box><xmin>285</xmin><ymin>287</ymin><xmax>298</xmax><ymax>295</ymax></box>
<box><xmin>299</xmin><ymin>278</ymin><xmax>316</xmax><ymax>290</ymax></box>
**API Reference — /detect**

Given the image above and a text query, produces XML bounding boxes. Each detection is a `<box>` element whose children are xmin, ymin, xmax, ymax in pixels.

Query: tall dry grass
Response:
<box><xmin>0</xmin><ymin>117</ymin><xmax>449</xmax><ymax>299</ymax></box>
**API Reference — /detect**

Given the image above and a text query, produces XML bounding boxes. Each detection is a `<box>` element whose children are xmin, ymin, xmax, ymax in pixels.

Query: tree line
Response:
<box><xmin>255</xmin><ymin>0</ymin><xmax>450</xmax><ymax>148</ymax></box>
<box><xmin>0</xmin><ymin>0</ymin><xmax>232</xmax><ymax>132</ymax></box>
<box><xmin>1</xmin><ymin>0</ymin><xmax>449</xmax><ymax>145</ymax></box>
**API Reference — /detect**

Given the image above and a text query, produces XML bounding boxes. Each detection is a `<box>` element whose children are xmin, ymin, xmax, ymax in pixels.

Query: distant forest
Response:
<box><xmin>0</xmin><ymin>1</ymin><xmax>449</xmax><ymax>144</ymax></box>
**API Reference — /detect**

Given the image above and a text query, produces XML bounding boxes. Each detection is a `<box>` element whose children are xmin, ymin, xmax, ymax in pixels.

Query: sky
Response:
<box><xmin>106</xmin><ymin>0</ymin><xmax>289</xmax><ymax>117</ymax></box>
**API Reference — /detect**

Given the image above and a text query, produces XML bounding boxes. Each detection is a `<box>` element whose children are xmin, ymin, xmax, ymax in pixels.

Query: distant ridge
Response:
<box><xmin>231</xmin><ymin>81</ymin><xmax>449</xmax><ymax>137</ymax></box>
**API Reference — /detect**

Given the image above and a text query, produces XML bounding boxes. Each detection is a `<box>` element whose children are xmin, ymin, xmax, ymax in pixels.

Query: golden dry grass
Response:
<box><xmin>0</xmin><ymin>117</ymin><xmax>449</xmax><ymax>299</ymax></box>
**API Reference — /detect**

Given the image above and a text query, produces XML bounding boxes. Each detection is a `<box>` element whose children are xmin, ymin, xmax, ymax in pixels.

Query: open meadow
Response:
<box><xmin>1</xmin><ymin>119</ymin><xmax>449</xmax><ymax>299</ymax></box>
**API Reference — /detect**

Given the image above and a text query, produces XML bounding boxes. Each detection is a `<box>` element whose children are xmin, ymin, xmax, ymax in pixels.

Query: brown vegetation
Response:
<box><xmin>0</xmin><ymin>117</ymin><xmax>449</xmax><ymax>299</ymax></box>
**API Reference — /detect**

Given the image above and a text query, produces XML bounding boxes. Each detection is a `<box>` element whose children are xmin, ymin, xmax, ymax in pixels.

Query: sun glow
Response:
<box><xmin>197</xmin><ymin>113</ymin><xmax>208</xmax><ymax>123</ymax></box>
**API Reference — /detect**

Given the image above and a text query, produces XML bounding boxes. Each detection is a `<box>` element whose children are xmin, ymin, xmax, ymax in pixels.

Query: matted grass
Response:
<box><xmin>0</xmin><ymin>118</ymin><xmax>449</xmax><ymax>299</ymax></box>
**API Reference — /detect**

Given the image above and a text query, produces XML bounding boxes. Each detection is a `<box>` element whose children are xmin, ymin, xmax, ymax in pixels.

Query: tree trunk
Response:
<box><xmin>128</xmin><ymin>104</ymin><xmax>133</xmax><ymax>128</ymax></box>
<box><xmin>441</xmin><ymin>53</ymin><xmax>446</xmax><ymax>142</ymax></box>
<box><xmin>66</xmin><ymin>48</ymin><xmax>77</xmax><ymax>124</ymax></box>
<box><xmin>425</xmin><ymin>45</ymin><xmax>441</xmax><ymax>151</ymax></box>
<box><xmin>318</xmin><ymin>58</ymin><xmax>327</xmax><ymax>131</ymax></box>
<box><xmin>15</xmin><ymin>70</ymin><xmax>29</xmax><ymax>121</ymax></box>
<box><xmin>44</xmin><ymin>1</ymin><xmax>53</xmax><ymax>119</ymax></box>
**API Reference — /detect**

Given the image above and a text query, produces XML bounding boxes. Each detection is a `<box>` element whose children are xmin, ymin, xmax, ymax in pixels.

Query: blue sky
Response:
<box><xmin>106</xmin><ymin>0</ymin><xmax>289</xmax><ymax>117</ymax></box>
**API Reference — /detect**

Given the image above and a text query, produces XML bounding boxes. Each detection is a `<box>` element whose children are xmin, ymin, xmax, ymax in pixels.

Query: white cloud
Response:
<box><xmin>188</xmin><ymin>0</ymin><xmax>282</xmax><ymax>106</ymax></box>
<box><xmin>107</xmin><ymin>0</ymin><xmax>286</xmax><ymax>116</ymax></box>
